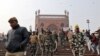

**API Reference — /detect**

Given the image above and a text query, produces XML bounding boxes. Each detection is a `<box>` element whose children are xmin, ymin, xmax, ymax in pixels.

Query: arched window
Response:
<box><xmin>48</xmin><ymin>24</ymin><xmax>57</xmax><ymax>31</ymax></box>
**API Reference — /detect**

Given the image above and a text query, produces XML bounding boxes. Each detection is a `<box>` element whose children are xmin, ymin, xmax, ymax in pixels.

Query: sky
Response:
<box><xmin>0</xmin><ymin>0</ymin><xmax>100</xmax><ymax>34</ymax></box>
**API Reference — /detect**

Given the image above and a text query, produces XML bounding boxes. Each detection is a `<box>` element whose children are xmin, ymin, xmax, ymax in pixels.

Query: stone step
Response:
<box><xmin>0</xmin><ymin>41</ymin><xmax>100</xmax><ymax>56</ymax></box>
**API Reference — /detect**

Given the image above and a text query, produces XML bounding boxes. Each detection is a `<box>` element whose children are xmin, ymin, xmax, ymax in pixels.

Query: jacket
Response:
<box><xmin>5</xmin><ymin>26</ymin><xmax>29</xmax><ymax>53</ymax></box>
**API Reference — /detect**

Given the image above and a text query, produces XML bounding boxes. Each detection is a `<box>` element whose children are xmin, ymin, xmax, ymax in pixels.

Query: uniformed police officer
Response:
<box><xmin>71</xmin><ymin>25</ymin><xmax>86</xmax><ymax>56</ymax></box>
<box><xmin>44</xmin><ymin>30</ymin><xmax>54</xmax><ymax>56</ymax></box>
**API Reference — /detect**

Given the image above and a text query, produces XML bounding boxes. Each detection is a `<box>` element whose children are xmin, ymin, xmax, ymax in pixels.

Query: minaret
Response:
<box><xmin>38</xmin><ymin>10</ymin><xmax>40</xmax><ymax>15</ymax></box>
<box><xmin>35</xmin><ymin>10</ymin><xmax>40</xmax><ymax>30</ymax></box>
<box><xmin>35</xmin><ymin>11</ymin><xmax>37</xmax><ymax>30</ymax></box>
<box><xmin>64</xmin><ymin>10</ymin><xmax>67</xmax><ymax>15</ymax></box>
<box><xmin>64</xmin><ymin>10</ymin><xmax>69</xmax><ymax>16</ymax></box>
<box><xmin>64</xmin><ymin>10</ymin><xmax>69</xmax><ymax>27</ymax></box>
<box><xmin>35</xmin><ymin>11</ymin><xmax>37</xmax><ymax>16</ymax></box>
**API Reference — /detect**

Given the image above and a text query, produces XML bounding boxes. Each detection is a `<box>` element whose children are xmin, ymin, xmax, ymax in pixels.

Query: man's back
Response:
<box><xmin>72</xmin><ymin>32</ymin><xmax>85</xmax><ymax>48</ymax></box>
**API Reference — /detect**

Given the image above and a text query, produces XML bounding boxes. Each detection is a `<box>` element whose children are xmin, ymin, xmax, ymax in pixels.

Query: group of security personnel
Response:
<box><xmin>28</xmin><ymin>25</ymin><xmax>86</xmax><ymax>56</ymax></box>
<box><xmin>28</xmin><ymin>29</ymin><xmax>59</xmax><ymax>56</ymax></box>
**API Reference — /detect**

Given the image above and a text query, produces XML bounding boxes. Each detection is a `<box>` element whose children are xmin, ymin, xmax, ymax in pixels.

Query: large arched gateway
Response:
<box><xmin>35</xmin><ymin>10</ymin><xmax>69</xmax><ymax>32</ymax></box>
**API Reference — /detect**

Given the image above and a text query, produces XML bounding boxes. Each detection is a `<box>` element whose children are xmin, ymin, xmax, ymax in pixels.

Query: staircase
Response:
<box><xmin>0</xmin><ymin>41</ymin><xmax>6</xmax><ymax>56</ymax></box>
<box><xmin>0</xmin><ymin>41</ymin><xmax>100</xmax><ymax>56</ymax></box>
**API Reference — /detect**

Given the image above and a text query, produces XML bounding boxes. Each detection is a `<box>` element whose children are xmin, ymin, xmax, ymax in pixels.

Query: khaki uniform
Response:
<box><xmin>30</xmin><ymin>35</ymin><xmax>38</xmax><ymax>44</ymax></box>
<box><xmin>29</xmin><ymin>35</ymin><xmax>38</xmax><ymax>56</ymax></box>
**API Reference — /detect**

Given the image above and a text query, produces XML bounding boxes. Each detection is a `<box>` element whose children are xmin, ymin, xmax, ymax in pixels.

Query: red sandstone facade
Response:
<box><xmin>35</xmin><ymin>10</ymin><xmax>69</xmax><ymax>32</ymax></box>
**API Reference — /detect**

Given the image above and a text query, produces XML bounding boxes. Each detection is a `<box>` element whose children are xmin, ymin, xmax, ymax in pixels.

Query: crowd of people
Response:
<box><xmin>3</xmin><ymin>17</ymin><xmax>100</xmax><ymax>56</ymax></box>
<box><xmin>83</xmin><ymin>29</ymin><xmax>100</xmax><ymax>55</ymax></box>
<box><xmin>28</xmin><ymin>28</ymin><xmax>67</xmax><ymax>56</ymax></box>
<box><xmin>67</xmin><ymin>25</ymin><xmax>100</xmax><ymax>56</ymax></box>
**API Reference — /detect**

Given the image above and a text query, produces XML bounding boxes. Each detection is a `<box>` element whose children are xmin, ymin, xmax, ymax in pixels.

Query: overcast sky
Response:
<box><xmin>0</xmin><ymin>0</ymin><xmax>99</xmax><ymax>34</ymax></box>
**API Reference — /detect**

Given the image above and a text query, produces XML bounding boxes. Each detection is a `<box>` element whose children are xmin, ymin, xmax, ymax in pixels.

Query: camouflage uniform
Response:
<box><xmin>44</xmin><ymin>33</ymin><xmax>54</xmax><ymax>56</ymax></box>
<box><xmin>51</xmin><ymin>32</ymin><xmax>58</xmax><ymax>52</ymax></box>
<box><xmin>71</xmin><ymin>32</ymin><xmax>85</xmax><ymax>56</ymax></box>
<box><xmin>29</xmin><ymin>35</ymin><xmax>38</xmax><ymax>56</ymax></box>
<box><xmin>59</xmin><ymin>30</ymin><xmax>66</xmax><ymax>47</ymax></box>
<box><xmin>52</xmin><ymin>33</ymin><xmax>58</xmax><ymax>42</ymax></box>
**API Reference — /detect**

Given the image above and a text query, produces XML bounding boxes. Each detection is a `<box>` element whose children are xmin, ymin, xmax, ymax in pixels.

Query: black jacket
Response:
<box><xmin>5</xmin><ymin>26</ymin><xmax>29</xmax><ymax>53</ymax></box>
